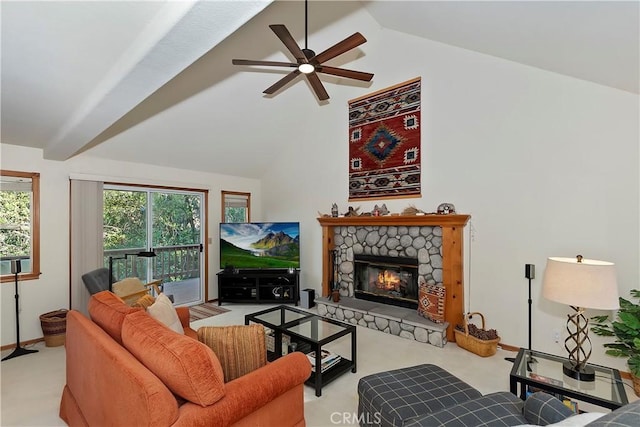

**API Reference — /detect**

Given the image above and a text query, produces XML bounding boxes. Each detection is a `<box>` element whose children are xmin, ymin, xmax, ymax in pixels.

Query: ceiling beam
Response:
<box><xmin>43</xmin><ymin>0</ymin><xmax>273</xmax><ymax>161</ymax></box>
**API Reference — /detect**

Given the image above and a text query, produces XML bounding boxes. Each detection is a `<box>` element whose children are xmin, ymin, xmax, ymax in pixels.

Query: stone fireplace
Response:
<box><xmin>332</xmin><ymin>225</ymin><xmax>443</xmax><ymax>306</ymax></box>
<box><xmin>318</xmin><ymin>215</ymin><xmax>470</xmax><ymax>342</ymax></box>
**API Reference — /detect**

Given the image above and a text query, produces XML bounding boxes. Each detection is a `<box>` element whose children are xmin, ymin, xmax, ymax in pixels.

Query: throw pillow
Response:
<box><xmin>122</xmin><ymin>310</ymin><xmax>226</xmax><ymax>406</ymax></box>
<box><xmin>198</xmin><ymin>324</ymin><xmax>267</xmax><ymax>382</ymax></box>
<box><xmin>88</xmin><ymin>291</ymin><xmax>142</xmax><ymax>345</ymax></box>
<box><xmin>147</xmin><ymin>293</ymin><xmax>184</xmax><ymax>334</ymax></box>
<box><xmin>417</xmin><ymin>282</ymin><xmax>446</xmax><ymax>323</ymax></box>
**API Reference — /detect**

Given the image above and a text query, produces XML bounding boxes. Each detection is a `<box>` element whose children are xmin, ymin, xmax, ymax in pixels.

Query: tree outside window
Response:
<box><xmin>222</xmin><ymin>191</ymin><xmax>250</xmax><ymax>223</ymax></box>
<box><xmin>0</xmin><ymin>170</ymin><xmax>40</xmax><ymax>281</ymax></box>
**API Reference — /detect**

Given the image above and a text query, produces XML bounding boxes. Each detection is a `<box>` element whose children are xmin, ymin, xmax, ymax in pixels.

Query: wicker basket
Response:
<box><xmin>40</xmin><ymin>309</ymin><xmax>68</xmax><ymax>347</ymax></box>
<box><xmin>454</xmin><ymin>312</ymin><xmax>500</xmax><ymax>357</ymax></box>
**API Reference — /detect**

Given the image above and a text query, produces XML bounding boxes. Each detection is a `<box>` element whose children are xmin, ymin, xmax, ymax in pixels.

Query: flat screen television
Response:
<box><xmin>220</xmin><ymin>222</ymin><xmax>300</xmax><ymax>269</ymax></box>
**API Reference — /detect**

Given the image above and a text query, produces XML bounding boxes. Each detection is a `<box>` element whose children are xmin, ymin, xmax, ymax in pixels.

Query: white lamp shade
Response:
<box><xmin>542</xmin><ymin>257</ymin><xmax>619</xmax><ymax>310</ymax></box>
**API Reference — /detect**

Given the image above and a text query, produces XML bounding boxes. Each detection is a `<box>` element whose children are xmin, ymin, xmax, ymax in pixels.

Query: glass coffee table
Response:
<box><xmin>510</xmin><ymin>349</ymin><xmax>628</xmax><ymax>410</ymax></box>
<box><xmin>245</xmin><ymin>305</ymin><xmax>356</xmax><ymax>397</ymax></box>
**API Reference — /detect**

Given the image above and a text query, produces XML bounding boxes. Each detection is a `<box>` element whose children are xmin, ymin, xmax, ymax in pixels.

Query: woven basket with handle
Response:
<box><xmin>454</xmin><ymin>312</ymin><xmax>500</xmax><ymax>357</ymax></box>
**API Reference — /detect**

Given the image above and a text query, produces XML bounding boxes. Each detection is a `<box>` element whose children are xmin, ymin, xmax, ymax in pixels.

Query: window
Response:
<box><xmin>221</xmin><ymin>191</ymin><xmax>250</xmax><ymax>223</ymax></box>
<box><xmin>0</xmin><ymin>170</ymin><xmax>40</xmax><ymax>282</ymax></box>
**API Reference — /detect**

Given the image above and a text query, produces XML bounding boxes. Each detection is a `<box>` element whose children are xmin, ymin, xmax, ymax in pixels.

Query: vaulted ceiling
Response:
<box><xmin>2</xmin><ymin>1</ymin><xmax>638</xmax><ymax>178</ymax></box>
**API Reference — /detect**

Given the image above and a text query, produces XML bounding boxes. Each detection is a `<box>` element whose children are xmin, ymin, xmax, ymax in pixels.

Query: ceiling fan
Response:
<box><xmin>232</xmin><ymin>0</ymin><xmax>373</xmax><ymax>101</ymax></box>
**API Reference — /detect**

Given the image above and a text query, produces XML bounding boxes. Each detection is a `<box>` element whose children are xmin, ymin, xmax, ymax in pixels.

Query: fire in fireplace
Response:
<box><xmin>354</xmin><ymin>254</ymin><xmax>419</xmax><ymax>309</ymax></box>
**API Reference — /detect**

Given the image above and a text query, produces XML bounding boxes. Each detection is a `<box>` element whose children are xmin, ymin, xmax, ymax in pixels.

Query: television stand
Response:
<box><xmin>217</xmin><ymin>269</ymin><xmax>299</xmax><ymax>306</ymax></box>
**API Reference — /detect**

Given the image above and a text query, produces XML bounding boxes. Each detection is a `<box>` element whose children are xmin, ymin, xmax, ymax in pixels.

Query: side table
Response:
<box><xmin>509</xmin><ymin>348</ymin><xmax>628</xmax><ymax>411</ymax></box>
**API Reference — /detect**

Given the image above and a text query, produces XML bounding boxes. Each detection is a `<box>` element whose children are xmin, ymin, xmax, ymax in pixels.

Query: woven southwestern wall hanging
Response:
<box><xmin>348</xmin><ymin>77</ymin><xmax>421</xmax><ymax>200</ymax></box>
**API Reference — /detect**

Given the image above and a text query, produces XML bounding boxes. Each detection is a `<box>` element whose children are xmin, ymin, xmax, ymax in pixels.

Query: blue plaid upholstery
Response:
<box><xmin>404</xmin><ymin>392</ymin><xmax>527</xmax><ymax>426</ymax></box>
<box><xmin>357</xmin><ymin>364</ymin><xmax>482</xmax><ymax>427</ymax></box>
<box><xmin>358</xmin><ymin>363</ymin><xmax>640</xmax><ymax>427</ymax></box>
<box><xmin>523</xmin><ymin>392</ymin><xmax>574</xmax><ymax>425</ymax></box>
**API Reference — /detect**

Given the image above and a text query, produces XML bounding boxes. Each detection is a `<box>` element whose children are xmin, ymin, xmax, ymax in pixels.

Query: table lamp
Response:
<box><xmin>542</xmin><ymin>255</ymin><xmax>619</xmax><ymax>381</ymax></box>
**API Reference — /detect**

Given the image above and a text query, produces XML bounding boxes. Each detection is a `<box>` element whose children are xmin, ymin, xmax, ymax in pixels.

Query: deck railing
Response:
<box><xmin>105</xmin><ymin>244</ymin><xmax>201</xmax><ymax>283</ymax></box>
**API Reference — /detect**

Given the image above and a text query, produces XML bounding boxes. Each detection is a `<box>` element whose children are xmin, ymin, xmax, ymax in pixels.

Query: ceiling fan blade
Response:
<box><xmin>264</xmin><ymin>70</ymin><xmax>301</xmax><ymax>95</ymax></box>
<box><xmin>269</xmin><ymin>24</ymin><xmax>308</xmax><ymax>63</ymax></box>
<box><xmin>317</xmin><ymin>65</ymin><xmax>373</xmax><ymax>82</ymax></box>
<box><xmin>306</xmin><ymin>72</ymin><xmax>329</xmax><ymax>101</ymax></box>
<box><xmin>232</xmin><ymin>59</ymin><xmax>298</xmax><ymax>68</ymax></box>
<box><xmin>312</xmin><ymin>33</ymin><xmax>367</xmax><ymax>64</ymax></box>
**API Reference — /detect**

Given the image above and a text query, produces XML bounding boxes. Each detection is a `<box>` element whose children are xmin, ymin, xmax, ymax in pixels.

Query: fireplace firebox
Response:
<box><xmin>354</xmin><ymin>254</ymin><xmax>419</xmax><ymax>309</ymax></box>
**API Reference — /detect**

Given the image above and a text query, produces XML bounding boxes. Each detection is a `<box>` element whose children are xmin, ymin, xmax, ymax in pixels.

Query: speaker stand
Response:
<box><xmin>1</xmin><ymin>271</ymin><xmax>38</xmax><ymax>362</ymax></box>
<box><xmin>505</xmin><ymin>272</ymin><xmax>536</xmax><ymax>368</ymax></box>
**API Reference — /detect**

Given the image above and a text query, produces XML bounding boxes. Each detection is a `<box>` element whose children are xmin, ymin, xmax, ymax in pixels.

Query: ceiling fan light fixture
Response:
<box><xmin>231</xmin><ymin>0</ymin><xmax>373</xmax><ymax>100</ymax></box>
<box><xmin>298</xmin><ymin>63</ymin><xmax>315</xmax><ymax>74</ymax></box>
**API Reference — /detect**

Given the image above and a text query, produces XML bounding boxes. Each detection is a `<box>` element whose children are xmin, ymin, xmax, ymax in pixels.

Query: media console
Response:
<box><xmin>217</xmin><ymin>269</ymin><xmax>300</xmax><ymax>306</ymax></box>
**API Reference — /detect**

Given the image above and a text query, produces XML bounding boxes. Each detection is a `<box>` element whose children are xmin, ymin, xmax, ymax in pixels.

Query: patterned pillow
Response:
<box><xmin>417</xmin><ymin>282</ymin><xmax>446</xmax><ymax>323</ymax></box>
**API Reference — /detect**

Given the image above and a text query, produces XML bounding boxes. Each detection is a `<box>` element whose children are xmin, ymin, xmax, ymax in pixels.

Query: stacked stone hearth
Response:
<box><xmin>316</xmin><ymin>297</ymin><xmax>448</xmax><ymax>347</ymax></box>
<box><xmin>322</xmin><ymin>225</ymin><xmax>447</xmax><ymax>348</ymax></box>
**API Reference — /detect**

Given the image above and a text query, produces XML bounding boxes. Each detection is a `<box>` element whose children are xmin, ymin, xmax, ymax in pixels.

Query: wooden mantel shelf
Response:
<box><xmin>317</xmin><ymin>214</ymin><xmax>470</xmax><ymax>227</ymax></box>
<box><xmin>317</xmin><ymin>214</ymin><xmax>471</xmax><ymax>342</ymax></box>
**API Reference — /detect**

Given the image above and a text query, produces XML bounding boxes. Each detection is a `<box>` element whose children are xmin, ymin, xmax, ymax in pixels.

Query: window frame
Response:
<box><xmin>1</xmin><ymin>170</ymin><xmax>41</xmax><ymax>282</ymax></box>
<box><xmin>221</xmin><ymin>191</ymin><xmax>251</xmax><ymax>223</ymax></box>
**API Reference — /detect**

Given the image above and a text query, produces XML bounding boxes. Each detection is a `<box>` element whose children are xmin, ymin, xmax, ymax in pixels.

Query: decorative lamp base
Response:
<box><xmin>563</xmin><ymin>361</ymin><xmax>595</xmax><ymax>382</ymax></box>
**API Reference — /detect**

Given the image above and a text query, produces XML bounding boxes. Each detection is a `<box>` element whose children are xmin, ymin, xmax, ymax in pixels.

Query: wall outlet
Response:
<box><xmin>553</xmin><ymin>330</ymin><xmax>561</xmax><ymax>344</ymax></box>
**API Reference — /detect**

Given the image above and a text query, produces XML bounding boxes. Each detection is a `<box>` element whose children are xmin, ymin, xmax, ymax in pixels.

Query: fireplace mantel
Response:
<box><xmin>317</xmin><ymin>214</ymin><xmax>470</xmax><ymax>227</ymax></box>
<box><xmin>317</xmin><ymin>214</ymin><xmax>470</xmax><ymax>341</ymax></box>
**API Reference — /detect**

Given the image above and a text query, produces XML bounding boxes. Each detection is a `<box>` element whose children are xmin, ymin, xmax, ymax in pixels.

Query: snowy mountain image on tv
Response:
<box><xmin>220</xmin><ymin>222</ymin><xmax>300</xmax><ymax>269</ymax></box>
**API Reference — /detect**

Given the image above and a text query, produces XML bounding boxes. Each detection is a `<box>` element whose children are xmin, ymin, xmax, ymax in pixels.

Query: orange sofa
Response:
<box><xmin>59</xmin><ymin>291</ymin><xmax>311</xmax><ymax>426</ymax></box>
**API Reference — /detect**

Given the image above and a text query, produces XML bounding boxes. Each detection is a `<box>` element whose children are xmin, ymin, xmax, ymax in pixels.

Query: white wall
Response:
<box><xmin>0</xmin><ymin>143</ymin><xmax>261</xmax><ymax>347</ymax></box>
<box><xmin>260</xmin><ymin>8</ymin><xmax>640</xmax><ymax>371</ymax></box>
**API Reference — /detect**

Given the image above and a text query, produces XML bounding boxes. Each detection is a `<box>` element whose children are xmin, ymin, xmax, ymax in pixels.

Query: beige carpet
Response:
<box><xmin>189</xmin><ymin>302</ymin><xmax>230</xmax><ymax>322</ymax></box>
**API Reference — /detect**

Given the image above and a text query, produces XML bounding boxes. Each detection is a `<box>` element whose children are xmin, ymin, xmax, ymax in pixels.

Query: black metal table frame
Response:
<box><xmin>509</xmin><ymin>348</ymin><xmax>628</xmax><ymax>411</ymax></box>
<box><xmin>245</xmin><ymin>305</ymin><xmax>357</xmax><ymax>397</ymax></box>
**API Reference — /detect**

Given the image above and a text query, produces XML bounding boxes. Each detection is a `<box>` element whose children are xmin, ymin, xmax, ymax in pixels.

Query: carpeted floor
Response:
<box><xmin>189</xmin><ymin>302</ymin><xmax>230</xmax><ymax>322</ymax></box>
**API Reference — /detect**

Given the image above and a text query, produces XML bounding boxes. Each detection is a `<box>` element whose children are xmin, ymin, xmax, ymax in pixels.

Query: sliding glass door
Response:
<box><xmin>104</xmin><ymin>186</ymin><xmax>205</xmax><ymax>305</ymax></box>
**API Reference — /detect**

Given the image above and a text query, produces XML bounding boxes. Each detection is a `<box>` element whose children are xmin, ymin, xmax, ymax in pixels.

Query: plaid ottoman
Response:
<box><xmin>357</xmin><ymin>364</ymin><xmax>482</xmax><ymax>427</ymax></box>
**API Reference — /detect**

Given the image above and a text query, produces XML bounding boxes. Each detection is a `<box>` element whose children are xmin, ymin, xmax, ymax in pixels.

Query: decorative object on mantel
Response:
<box><xmin>371</xmin><ymin>204</ymin><xmax>389</xmax><ymax>216</ymax></box>
<box><xmin>343</xmin><ymin>206</ymin><xmax>360</xmax><ymax>217</ymax></box>
<box><xmin>331</xmin><ymin>203</ymin><xmax>339</xmax><ymax>217</ymax></box>
<box><xmin>454</xmin><ymin>312</ymin><xmax>500</xmax><ymax>357</ymax></box>
<box><xmin>590</xmin><ymin>289</ymin><xmax>640</xmax><ymax>396</ymax></box>
<box><xmin>402</xmin><ymin>205</ymin><xmax>427</xmax><ymax>216</ymax></box>
<box><xmin>542</xmin><ymin>255</ymin><xmax>619</xmax><ymax>382</ymax></box>
<box><xmin>348</xmin><ymin>77</ymin><xmax>421</xmax><ymax>200</ymax></box>
<box><xmin>437</xmin><ymin>203</ymin><xmax>456</xmax><ymax>215</ymax></box>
